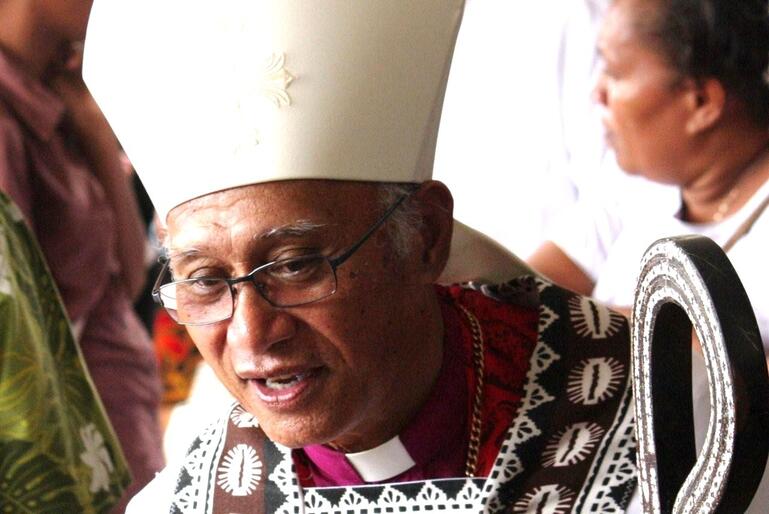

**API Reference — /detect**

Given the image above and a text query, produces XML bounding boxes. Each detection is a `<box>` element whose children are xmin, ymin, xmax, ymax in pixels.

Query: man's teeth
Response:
<box><xmin>265</xmin><ymin>373</ymin><xmax>305</xmax><ymax>389</ymax></box>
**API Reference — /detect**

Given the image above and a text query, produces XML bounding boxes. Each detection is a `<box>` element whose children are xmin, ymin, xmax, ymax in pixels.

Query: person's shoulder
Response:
<box><xmin>442</xmin><ymin>277</ymin><xmax>630</xmax><ymax>338</ymax></box>
<box><xmin>441</xmin><ymin>276</ymin><xmax>543</xmax><ymax>312</ymax></box>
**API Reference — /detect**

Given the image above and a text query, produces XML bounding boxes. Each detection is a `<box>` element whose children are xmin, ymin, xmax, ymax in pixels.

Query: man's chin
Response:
<box><xmin>256</xmin><ymin>417</ymin><xmax>337</xmax><ymax>449</ymax></box>
<box><xmin>235</xmin><ymin>371</ymin><xmax>359</xmax><ymax>449</ymax></box>
<box><xmin>238</xmin><ymin>399</ymin><xmax>345</xmax><ymax>450</ymax></box>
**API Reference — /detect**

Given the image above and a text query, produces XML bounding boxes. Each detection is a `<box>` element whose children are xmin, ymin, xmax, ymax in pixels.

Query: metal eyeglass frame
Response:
<box><xmin>152</xmin><ymin>188</ymin><xmax>415</xmax><ymax>325</ymax></box>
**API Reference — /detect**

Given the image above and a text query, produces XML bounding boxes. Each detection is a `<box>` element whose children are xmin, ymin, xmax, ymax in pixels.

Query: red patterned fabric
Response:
<box><xmin>439</xmin><ymin>285</ymin><xmax>538</xmax><ymax>476</ymax></box>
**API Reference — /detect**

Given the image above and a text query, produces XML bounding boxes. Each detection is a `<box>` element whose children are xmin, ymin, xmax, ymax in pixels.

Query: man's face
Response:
<box><xmin>165</xmin><ymin>180</ymin><xmax>445</xmax><ymax>450</ymax></box>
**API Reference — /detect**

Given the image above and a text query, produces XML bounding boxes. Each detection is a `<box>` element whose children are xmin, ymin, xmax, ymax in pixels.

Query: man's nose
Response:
<box><xmin>226</xmin><ymin>283</ymin><xmax>296</xmax><ymax>353</ymax></box>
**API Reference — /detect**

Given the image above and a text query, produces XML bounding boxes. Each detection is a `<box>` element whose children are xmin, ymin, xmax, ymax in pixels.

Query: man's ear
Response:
<box><xmin>412</xmin><ymin>180</ymin><xmax>453</xmax><ymax>283</ymax></box>
<box><xmin>685</xmin><ymin>77</ymin><xmax>726</xmax><ymax>134</ymax></box>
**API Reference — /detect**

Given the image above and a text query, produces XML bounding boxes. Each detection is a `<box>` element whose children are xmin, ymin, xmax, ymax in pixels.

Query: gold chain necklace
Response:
<box><xmin>711</xmin><ymin>187</ymin><xmax>740</xmax><ymax>222</ymax></box>
<box><xmin>458</xmin><ymin>303</ymin><xmax>485</xmax><ymax>477</ymax></box>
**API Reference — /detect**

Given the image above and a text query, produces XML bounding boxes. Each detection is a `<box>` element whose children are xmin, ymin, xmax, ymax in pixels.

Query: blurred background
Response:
<box><xmin>436</xmin><ymin>0</ymin><xmax>572</xmax><ymax>257</ymax></box>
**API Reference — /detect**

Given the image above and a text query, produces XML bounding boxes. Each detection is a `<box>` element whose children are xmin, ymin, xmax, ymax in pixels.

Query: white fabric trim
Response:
<box><xmin>345</xmin><ymin>436</ymin><xmax>416</xmax><ymax>483</ymax></box>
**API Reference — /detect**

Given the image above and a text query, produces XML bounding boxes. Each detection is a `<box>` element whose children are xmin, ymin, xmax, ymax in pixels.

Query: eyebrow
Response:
<box><xmin>163</xmin><ymin>247</ymin><xmax>204</xmax><ymax>265</ymax></box>
<box><xmin>257</xmin><ymin>220</ymin><xmax>327</xmax><ymax>240</ymax></box>
<box><xmin>165</xmin><ymin>221</ymin><xmax>328</xmax><ymax>262</ymax></box>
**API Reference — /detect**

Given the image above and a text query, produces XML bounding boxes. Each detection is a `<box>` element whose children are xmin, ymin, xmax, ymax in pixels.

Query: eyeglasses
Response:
<box><xmin>152</xmin><ymin>190</ymin><xmax>414</xmax><ymax>326</ymax></box>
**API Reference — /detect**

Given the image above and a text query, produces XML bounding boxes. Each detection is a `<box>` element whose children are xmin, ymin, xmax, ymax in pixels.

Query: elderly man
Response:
<box><xmin>84</xmin><ymin>1</ymin><xmax>635</xmax><ymax>511</ymax></box>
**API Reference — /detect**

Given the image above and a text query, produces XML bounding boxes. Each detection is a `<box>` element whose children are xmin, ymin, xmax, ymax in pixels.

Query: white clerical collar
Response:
<box><xmin>345</xmin><ymin>436</ymin><xmax>416</xmax><ymax>483</ymax></box>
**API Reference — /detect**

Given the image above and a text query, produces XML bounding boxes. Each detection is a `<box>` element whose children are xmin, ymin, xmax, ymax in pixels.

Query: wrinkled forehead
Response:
<box><xmin>164</xmin><ymin>180</ymin><xmax>382</xmax><ymax>246</ymax></box>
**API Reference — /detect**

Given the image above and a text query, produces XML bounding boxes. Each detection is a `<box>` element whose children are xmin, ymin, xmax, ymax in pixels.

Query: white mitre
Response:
<box><xmin>83</xmin><ymin>0</ymin><xmax>533</xmax><ymax>284</ymax></box>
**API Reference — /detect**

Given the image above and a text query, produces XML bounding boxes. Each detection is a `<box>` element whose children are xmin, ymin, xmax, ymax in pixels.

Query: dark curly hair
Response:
<box><xmin>630</xmin><ymin>0</ymin><xmax>769</xmax><ymax>126</ymax></box>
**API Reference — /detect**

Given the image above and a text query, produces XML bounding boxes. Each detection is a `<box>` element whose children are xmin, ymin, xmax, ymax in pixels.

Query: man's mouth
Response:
<box><xmin>251</xmin><ymin>367</ymin><xmax>323</xmax><ymax>405</ymax></box>
<box><xmin>262</xmin><ymin>372</ymin><xmax>310</xmax><ymax>390</ymax></box>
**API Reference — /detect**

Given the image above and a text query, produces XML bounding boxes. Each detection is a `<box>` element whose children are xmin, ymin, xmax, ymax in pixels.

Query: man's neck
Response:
<box><xmin>301</xmin><ymin>289</ymin><xmax>468</xmax><ymax>486</ymax></box>
<box><xmin>326</xmin><ymin>287</ymin><xmax>445</xmax><ymax>453</ymax></box>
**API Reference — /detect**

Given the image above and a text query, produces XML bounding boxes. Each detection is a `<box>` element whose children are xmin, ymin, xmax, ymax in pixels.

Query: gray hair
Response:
<box><xmin>377</xmin><ymin>182</ymin><xmax>424</xmax><ymax>259</ymax></box>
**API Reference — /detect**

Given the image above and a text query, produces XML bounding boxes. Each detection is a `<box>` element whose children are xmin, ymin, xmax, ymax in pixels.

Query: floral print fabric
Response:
<box><xmin>0</xmin><ymin>192</ymin><xmax>130</xmax><ymax>512</ymax></box>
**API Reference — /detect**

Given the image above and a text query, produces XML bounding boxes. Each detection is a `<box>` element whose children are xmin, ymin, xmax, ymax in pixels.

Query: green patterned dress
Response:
<box><xmin>0</xmin><ymin>192</ymin><xmax>130</xmax><ymax>513</ymax></box>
